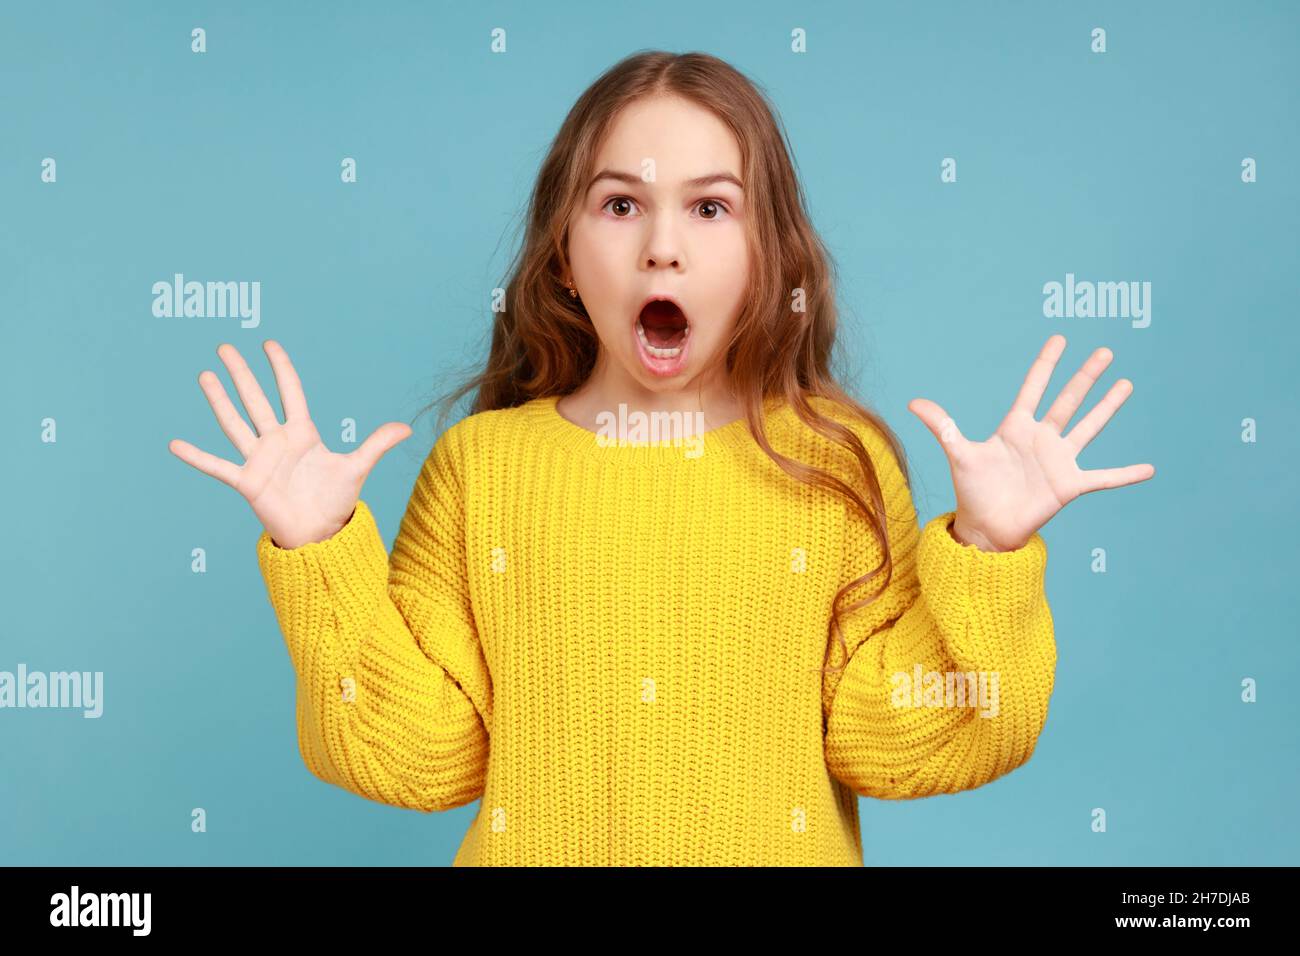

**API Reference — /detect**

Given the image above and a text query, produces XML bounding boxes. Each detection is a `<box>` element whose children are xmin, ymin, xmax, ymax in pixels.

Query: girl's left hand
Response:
<box><xmin>906</xmin><ymin>334</ymin><xmax>1156</xmax><ymax>553</ymax></box>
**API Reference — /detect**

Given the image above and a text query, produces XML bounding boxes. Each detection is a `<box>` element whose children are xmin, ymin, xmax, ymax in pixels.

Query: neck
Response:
<box><xmin>556</xmin><ymin>350</ymin><xmax>745</xmax><ymax>432</ymax></box>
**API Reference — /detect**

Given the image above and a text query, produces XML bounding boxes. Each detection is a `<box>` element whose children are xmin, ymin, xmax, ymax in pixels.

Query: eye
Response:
<box><xmin>694</xmin><ymin>199</ymin><xmax>731</xmax><ymax>221</ymax></box>
<box><xmin>599</xmin><ymin>196</ymin><xmax>733</xmax><ymax>220</ymax></box>
<box><xmin>601</xmin><ymin>196</ymin><xmax>640</xmax><ymax>217</ymax></box>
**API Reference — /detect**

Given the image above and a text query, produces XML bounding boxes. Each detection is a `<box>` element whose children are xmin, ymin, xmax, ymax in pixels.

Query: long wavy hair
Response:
<box><xmin>416</xmin><ymin>50</ymin><xmax>913</xmax><ymax>679</ymax></box>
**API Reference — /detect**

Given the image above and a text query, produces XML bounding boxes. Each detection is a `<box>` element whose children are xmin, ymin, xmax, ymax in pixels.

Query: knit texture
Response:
<box><xmin>255</xmin><ymin>394</ymin><xmax>1056</xmax><ymax>866</ymax></box>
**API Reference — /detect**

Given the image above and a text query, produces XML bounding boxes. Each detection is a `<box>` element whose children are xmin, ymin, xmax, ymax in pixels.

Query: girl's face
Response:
<box><xmin>565</xmin><ymin>94</ymin><xmax>749</xmax><ymax>396</ymax></box>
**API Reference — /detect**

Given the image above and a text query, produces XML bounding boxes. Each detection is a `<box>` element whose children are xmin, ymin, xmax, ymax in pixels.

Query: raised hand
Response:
<box><xmin>168</xmin><ymin>340</ymin><xmax>412</xmax><ymax>549</ymax></box>
<box><xmin>906</xmin><ymin>334</ymin><xmax>1155</xmax><ymax>553</ymax></box>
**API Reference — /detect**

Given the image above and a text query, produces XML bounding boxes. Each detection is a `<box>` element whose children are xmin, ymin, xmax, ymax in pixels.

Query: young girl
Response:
<box><xmin>169</xmin><ymin>51</ymin><xmax>1153</xmax><ymax>866</ymax></box>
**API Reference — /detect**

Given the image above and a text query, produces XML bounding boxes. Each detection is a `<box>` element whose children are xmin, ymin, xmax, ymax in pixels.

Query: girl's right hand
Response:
<box><xmin>168</xmin><ymin>340</ymin><xmax>413</xmax><ymax>550</ymax></box>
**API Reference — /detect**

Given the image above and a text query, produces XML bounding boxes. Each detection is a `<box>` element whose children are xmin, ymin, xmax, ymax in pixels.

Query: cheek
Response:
<box><xmin>708</xmin><ymin>232</ymin><xmax>750</xmax><ymax>299</ymax></box>
<box><xmin>567</xmin><ymin>219</ymin><xmax>593</xmax><ymax>269</ymax></box>
<box><xmin>574</xmin><ymin>221</ymin><xmax>630</xmax><ymax>282</ymax></box>
<box><xmin>708</xmin><ymin>226</ymin><xmax>749</xmax><ymax>278</ymax></box>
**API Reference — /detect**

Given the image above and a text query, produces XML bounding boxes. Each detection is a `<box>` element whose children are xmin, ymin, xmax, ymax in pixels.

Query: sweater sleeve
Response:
<box><xmin>821</xmin><ymin>425</ymin><xmax>1056</xmax><ymax>800</ymax></box>
<box><xmin>255</xmin><ymin>426</ymin><xmax>491</xmax><ymax>813</ymax></box>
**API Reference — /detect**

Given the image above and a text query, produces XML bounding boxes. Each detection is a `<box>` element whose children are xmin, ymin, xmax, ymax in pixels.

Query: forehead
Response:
<box><xmin>592</xmin><ymin>95</ymin><xmax>742</xmax><ymax>178</ymax></box>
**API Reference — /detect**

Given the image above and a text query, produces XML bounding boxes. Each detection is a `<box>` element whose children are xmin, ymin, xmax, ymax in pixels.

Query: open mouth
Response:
<box><xmin>636</xmin><ymin>299</ymin><xmax>691</xmax><ymax>358</ymax></box>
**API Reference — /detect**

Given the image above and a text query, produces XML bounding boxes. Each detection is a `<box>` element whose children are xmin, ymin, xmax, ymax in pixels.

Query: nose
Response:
<box><xmin>641</xmin><ymin>216</ymin><xmax>682</xmax><ymax>271</ymax></box>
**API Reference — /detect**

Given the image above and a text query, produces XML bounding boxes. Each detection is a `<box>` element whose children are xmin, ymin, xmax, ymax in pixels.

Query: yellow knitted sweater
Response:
<box><xmin>255</xmin><ymin>394</ymin><xmax>1056</xmax><ymax>866</ymax></box>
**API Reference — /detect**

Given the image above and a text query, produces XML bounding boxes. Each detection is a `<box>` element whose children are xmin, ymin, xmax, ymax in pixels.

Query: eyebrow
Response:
<box><xmin>586</xmin><ymin>168</ymin><xmax>744</xmax><ymax>191</ymax></box>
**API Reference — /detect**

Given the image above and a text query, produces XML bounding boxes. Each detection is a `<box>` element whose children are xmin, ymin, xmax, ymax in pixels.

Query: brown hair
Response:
<box><xmin>416</xmin><ymin>50</ymin><xmax>913</xmax><ymax>678</ymax></box>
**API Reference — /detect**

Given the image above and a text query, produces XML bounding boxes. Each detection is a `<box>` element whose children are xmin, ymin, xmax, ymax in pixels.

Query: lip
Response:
<box><xmin>636</xmin><ymin>292</ymin><xmax>690</xmax><ymax>320</ymax></box>
<box><xmin>633</xmin><ymin>293</ymin><xmax>691</xmax><ymax>378</ymax></box>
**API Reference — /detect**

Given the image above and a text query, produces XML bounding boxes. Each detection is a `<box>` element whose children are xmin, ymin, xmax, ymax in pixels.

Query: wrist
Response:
<box><xmin>269</xmin><ymin>508</ymin><xmax>357</xmax><ymax>551</ymax></box>
<box><xmin>949</xmin><ymin>514</ymin><xmax>1025</xmax><ymax>553</ymax></box>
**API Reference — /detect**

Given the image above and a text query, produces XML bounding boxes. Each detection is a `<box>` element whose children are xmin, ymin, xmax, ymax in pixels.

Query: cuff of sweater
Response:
<box><xmin>915</xmin><ymin>511</ymin><xmax>1048</xmax><ymax>669</ymax></box>
<box><xmin>255</xmin><ymin>500</ymin><xmax>391</xmax><ymax>639</ymax></box>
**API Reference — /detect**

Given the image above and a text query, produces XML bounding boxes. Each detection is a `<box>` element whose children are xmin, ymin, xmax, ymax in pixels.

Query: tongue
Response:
<box><xmin>641</xmin><ymin>301</ymin><xmax>687</xmax><ymax>348</ymax></box>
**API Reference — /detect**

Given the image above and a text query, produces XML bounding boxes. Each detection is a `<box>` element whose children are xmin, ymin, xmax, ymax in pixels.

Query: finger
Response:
<box><xmin>263</xmin><ymin>340</ymin><xmax>311</xmax><ymax>423</ymax></box>
<box><xmin>168</xmin><ymin>438</ymin><xmax>242</xmax><ymax>489</ymax></box>
<box><xmin>1064</xmin><ymin>378</ymin><xmax>1135</xmax><ymax>454</ymax></box>
<box><xmin>349</xmin><ymin>422</ymin><xmax>413</xmax><ymax>477</ymax></box>
<box><xmin>907</xmin><ymin>398</ymin><xmax>971</xmax><ymax>461</ymax></box>
<box><xmin>216</xmin><ymin>343</ymin><xmax>280</xmax><ymax>435</ymax></box>
<box><xmin>197</xmin><ymin>369</ymin><xmax>257</xmax><ymax>458</ymax></box>
<box><xmin>1009</xmin><ymin>334</ymin><xmax>1068</xmax><ymax>419</ymax></box>
<box><xmin>1078</xmin><ymin>462</ymin><xmax>1156</xmax><ymax>494</ymax></box>
<box><xmin>1042</xmin><ymin>346</ymin><xmax>1114</xmax><ymax>434</ymax></box>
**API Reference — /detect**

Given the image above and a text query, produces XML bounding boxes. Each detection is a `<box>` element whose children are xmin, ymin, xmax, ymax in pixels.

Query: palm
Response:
<box><xmin>236</xmin><ymin>418</ymin><xmax>362</xmax><ymax>548</ymax></box>
<box><xmin>169</xmin><ymin>341</ymin><xmax>412</xmax><ymax>549</ymax></box>
<box><xmin>908</xmin><ymin>334</ymin><xmax>1155</xmax><ymax>552</ymax></box>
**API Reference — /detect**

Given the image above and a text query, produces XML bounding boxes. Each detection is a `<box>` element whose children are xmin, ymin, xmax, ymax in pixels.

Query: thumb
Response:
<box><xmin>907</xmin><ymin>398</ymin><xmax>969</xmax><ymax>459</ymax></box>
<box><xmin>350</xmin><ymin>422</ymin><xmax>413</xmax><ymax>477</ymax></box>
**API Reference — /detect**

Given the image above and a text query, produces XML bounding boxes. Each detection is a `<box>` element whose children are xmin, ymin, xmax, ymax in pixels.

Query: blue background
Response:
<box><xmin>1</xmin><ymin>0</ymin><xmax>1296</xmax><ymax>866</ymax></box>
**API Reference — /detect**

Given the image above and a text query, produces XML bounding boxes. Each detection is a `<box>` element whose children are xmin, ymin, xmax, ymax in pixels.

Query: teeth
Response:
<box><xmin>636</xmin><ymin>318</ymin><xmax>689</xmax><ymax>358</ymax></box>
